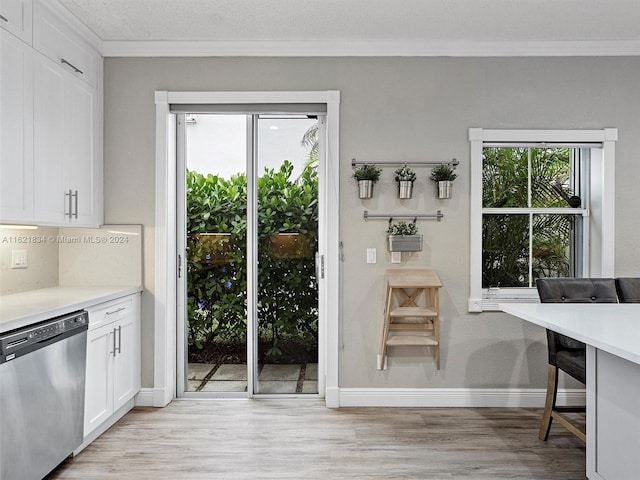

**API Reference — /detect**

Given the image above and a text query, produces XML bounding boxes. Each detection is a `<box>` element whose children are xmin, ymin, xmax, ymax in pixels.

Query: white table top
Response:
<box><xmin>500</xmin><ymin>303</ymin><xmax>640</xmax><ymax>366</ymax></box>
<box><xmin>0</xmin><ymin>285</ymin><xmax>142</xmax><ymax>333</ymax></box>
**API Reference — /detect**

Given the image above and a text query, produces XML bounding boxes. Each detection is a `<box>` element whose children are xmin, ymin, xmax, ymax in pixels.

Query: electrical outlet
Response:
<box><xmin>11</xmin><ymin>250</ymin><xmax>28</xmax><ymax>269</ymax></box>
<box><xmin>366</xmin><ymin>248</ymin><xmax>376</xmax><ymax>264</ymax></box>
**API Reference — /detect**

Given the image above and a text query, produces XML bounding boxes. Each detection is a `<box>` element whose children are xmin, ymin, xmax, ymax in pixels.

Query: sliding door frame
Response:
<box><xmin>154</xmin><ymin>91</ymin><xmax>341</xmax><ymax>406</ymax></box>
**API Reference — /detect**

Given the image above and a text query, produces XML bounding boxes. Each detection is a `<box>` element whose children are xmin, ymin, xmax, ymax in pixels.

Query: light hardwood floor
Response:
<box><xmin>50</xmin><ymin>400</ymin><xmax>586</xmax><ymax>480</ymax></box>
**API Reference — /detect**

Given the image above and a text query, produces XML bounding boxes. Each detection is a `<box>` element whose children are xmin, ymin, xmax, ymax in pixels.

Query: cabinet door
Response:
<box><xmin>0</xmin><ymin>0</ymin><xmax>32</xmax><ymax>44</ymax></box>
<box><xmin>84</xmin><ymin>323</ymin><xmax>114</xmax><ymax>437</ymax></box>
<box><xmin>0</xmin><ymin>29</ymin><xmax>33</xmax><ymax>222</ymax></box>
<box><xmin>33</xmin><ymin>52</ymin><xmax>65</xmax><ymax>224</ymax></box>
<box><xmin>64</xmin><ymin>72</ymin><xmax>99</xmax><ymax>225</ymax></box>
<box><xmin>113</xmin><ymin>311</ymin><xmax>141</xmax><ymax>411</ymax></box>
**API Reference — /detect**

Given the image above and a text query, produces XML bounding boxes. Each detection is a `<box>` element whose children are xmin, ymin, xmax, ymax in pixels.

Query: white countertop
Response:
<box><xmin>500</xmin><ymin>303</ymin><xmax>640</xmax><ymax>366</ymax></box>
<box><xmin>0</xmin><ymin>286</ymin><xmax>142</xmax><ymax>333</ymax></box>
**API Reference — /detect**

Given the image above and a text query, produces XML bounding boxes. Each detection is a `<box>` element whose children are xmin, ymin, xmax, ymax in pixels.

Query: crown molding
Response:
<box><xmin>49</xmin><ymin>0</ymin><xmax>103</xmax><ymax>54</ymax></box>
<box><xmin>101</xmin><ymin>39</ymin><xmax>640</xmax><ymax>58</ymax></box>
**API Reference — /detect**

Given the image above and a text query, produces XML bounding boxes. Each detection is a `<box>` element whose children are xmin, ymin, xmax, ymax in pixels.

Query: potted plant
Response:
<box><xmin>394</xmin><ymin>164</ymin><xmax>417</xmax><ymax>199</ymax></box>
<box><xmin>430</xmin><ymin>164</ymin><xmax>457</xmax><ymax>199</ymax></box>
<box><xmin>387</xmin><ymin>220</ymin><xmax>423</xmax><ymax>252</ymax></box>
<box><xmin>353</xmin><ymin>163</ymin><xmax>382</xmax><ymax>199</ymax></box>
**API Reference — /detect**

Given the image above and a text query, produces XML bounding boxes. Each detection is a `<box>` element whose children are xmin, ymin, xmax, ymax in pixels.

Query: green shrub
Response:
<box><xmin>186</xmin><ymin>161</ymin><xmax>318</xmax><ymax>361</ymax></box>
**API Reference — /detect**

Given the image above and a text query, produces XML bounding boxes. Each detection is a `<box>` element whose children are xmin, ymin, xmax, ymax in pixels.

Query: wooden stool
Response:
<box><xmin>378</xmin><ymin>268</ymin><xmax>442</xmax><ymax>370</ymax></box>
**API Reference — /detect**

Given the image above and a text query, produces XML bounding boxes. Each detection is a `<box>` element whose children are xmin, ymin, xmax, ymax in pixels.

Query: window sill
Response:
<box><xmin>468</xmin><ymin>292</ymin><xmax>540</xmax><ymax>312</ymax></box>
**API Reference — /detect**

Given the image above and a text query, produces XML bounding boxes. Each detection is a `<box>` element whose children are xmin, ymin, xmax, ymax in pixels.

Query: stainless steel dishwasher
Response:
<box><xmin>0</xmin><ymin>310</ymin><xmax>88</xmax><ymax>480</ymax></box>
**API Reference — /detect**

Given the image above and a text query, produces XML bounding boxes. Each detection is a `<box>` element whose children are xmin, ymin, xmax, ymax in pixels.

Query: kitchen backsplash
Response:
<box><xmin>0</xmin><ymin>227</ymin><xmax>60</xmax><ymax>295</ymax></box>
<box><xmin>58</xmin><ymin>225</ymin><xmax>142</xmax><ymax>287</ymax></box>
<box><xmin>0</xmin><ymin>225</ymin><xmax>142</xmax><ymax>295</ymax></box>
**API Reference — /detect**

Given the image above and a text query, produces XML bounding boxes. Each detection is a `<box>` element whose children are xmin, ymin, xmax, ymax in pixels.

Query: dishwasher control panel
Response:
<box><xmin>0</xmin><ymin>311</ymin><xmax>88</xmax><ymax>363</ymax></box>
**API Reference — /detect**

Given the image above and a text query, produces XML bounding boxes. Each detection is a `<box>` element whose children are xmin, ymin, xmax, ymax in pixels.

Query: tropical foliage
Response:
<box><xmin>482</xmin><ymin>147</ymin><xmax>577</xmax><ymax>288</ymax></box>
<box><xmin>353</xmin><ymin>163</ymin><xmax>382</xmax><ymax>182</ymax></box>
<box><xmin>186</xmin><ymin>161</ymin><xmax>318</xmax><ymax>361</ymax></box>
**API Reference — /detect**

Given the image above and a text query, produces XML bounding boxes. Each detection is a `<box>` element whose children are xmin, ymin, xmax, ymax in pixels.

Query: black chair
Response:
<box><xmin>535</xmin><ymin>278</ymin><xmax>618</xmax><ymax>442</ymax></box>
<box><xmin>615</xmin><ymin>278</ymin><xmax>640</xmax><ymax>303</ymax></box>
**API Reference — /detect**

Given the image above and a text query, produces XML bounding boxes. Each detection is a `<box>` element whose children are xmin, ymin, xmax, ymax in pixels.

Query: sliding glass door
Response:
<box><xmin>177</xmin><ymin>112</ymin><xmax>320</xmax><ymax>396</ymax></box>
<box><xmin>255</xmin><ymin>115</ymin><xmax>319</xmax><ymax>394</ymax></box>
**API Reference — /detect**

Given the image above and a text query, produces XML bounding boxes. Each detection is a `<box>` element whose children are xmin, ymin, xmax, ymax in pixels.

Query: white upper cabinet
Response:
<box><xmin>0</xmin><ymin>0</ymin><xmax>32</xmax><ymax>44</ymax></box>
<box><xmin>33</xmin><ymin>51</ymin><xmax>101</xmax><ymax>225</ymax></box>
<box><xmin>0</xmin><ymin>29</ymin><xmax>33</xmax><ymax>223</ymax></box>
<box><xmin>64</xmin><ymin>72</ymin><xmax>100</xmax><ymax>225</ymax></box>
<box><xmin>33</xmin><ymin>0</ymin><xmax>99</xmax><ymax>88</ymax></box>
<box><xmin>0</xmin><ymin>0</ymin><xmax>103</xmax><ymax>226</ymax></box>
<box><xmin>33</xmin><ymin>51</ymin><xmax>65</xmax><ymax>223</ymax></box>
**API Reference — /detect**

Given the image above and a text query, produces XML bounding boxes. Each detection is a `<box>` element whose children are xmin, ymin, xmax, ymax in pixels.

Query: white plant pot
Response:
<box><xmin>398</xmin><ymin>180</ymin><xmax>413</xmax><ymax>199</ymax></box>
<box><xmin>358</xmin><ymin>180</ymin><xmax>374</xmax><ymax>199</ymax></box>
<box><xmin>438</xmin><ymin>180</ymin><xmax>452</xmax><ymax>199</ymax></box>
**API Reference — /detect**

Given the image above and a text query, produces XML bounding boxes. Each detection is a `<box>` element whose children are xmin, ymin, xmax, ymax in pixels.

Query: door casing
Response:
<box><xmin>154</xmin><ymin>91</ymin><xmax>340</xmax><ymax>406</ymax></box>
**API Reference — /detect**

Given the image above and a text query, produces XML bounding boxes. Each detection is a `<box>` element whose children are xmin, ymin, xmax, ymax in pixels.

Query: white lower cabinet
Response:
<box><xmin>84</xmin><ymin>294</ymin><xmax>140</xmax><ymax>438</ymax></box>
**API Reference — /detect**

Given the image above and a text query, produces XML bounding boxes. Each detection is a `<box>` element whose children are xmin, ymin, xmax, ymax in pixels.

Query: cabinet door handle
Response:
<box><xmin>72</xmin><ymin>190</ymin><xmax>78</xmax><ymax>219</ymax></box>
<box><xmin>117</xmin><ymin>325</ymin><xmax>122</xmax><ymax>355</ymax></box>
<box><xmin>0</xmin><ymin>14</ymin><xmax>8</xmax><ymax>22</ymax></box>
<box><xmin>61</xmin><ymin>58</ymin><xmax>83</xmax><ymax>75</ymax></box>
<box><xmin>106</xmin><ymin>307</ymin><xmax>126</xmax><ymax>316</ymax></box>
<box><xmin>110</xmin><ymin>329</ymin><xmax>117</xmax><ymax>357</ymax></box>
<box><xmin>64</xmin><ymin>190</ymin><xmax>73</xmax><ymax>219</ymax></box>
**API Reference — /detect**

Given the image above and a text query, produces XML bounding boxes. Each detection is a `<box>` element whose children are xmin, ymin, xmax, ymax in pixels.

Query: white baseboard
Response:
<box><xmin>325</xmin><ymin>386</ymin><xmax>340</xmax><ymax>408</ymax></box>
<box><xmin>338</xmin><ymin>388</ymin><xmax>586</xmax><ymax>408</ymax></box>
<box><xmin>135</xmin><ymin>388</ymin><xmax>155</xmax><ymax>407</ymax></box>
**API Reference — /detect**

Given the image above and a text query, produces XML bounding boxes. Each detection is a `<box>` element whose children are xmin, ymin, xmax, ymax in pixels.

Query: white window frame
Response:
<box><xmin>468</xmin><ymin>128</ymin><xmax>617</xmax><ymax>312</ymax></box>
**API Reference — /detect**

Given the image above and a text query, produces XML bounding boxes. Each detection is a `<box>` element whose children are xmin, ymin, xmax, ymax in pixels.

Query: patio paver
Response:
<box><xmin>188</xmin><ymin>363</ymin><xmax>215</xmax><ymax>381</ymax></box>
<box><xmin>301</xmin><ymin>381</ymin><xmax>318</xmax><ymax>393</ymax></box>
<box><xmin>211</xmin><ymin>364</ymin><xmax>247</xmax><ymax>381</ymax></box>
<box><xmin>200</xmin><ymin>380</ymin><xmax>247</xmax><ymax>392</ymax></box>
<box><xmin>257</xmin><ymin>381</ymin><xmax>298</xmax><ymax>394</ymax></box>
<box><xmin>305</xmin><ymin>363</ymin><xmax>318</xmax><ymax>380</ymax></box>
<box><xmin>258</xmin><ymin>364</ymin><xmax>300</xmax><ymax>381</ymax></box>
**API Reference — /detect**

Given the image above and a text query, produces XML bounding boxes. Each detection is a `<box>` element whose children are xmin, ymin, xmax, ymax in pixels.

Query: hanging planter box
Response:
<box><xmin>437</xmin><ymin>180</ymin><xmax>453</xmax><ymax>199</ymax></box>
<box><xmin>267</xmin><ymin>233</ymin><xmax>314</xmax><ymax>259</ymax></box>
<box><xmin>193</xmin><ymin>233</ymin><xmax>236</xmax><ymax>265</ymax></box>
<box><xmin>388</xmin><ymin>234</ymin><xmax>423</xmax><ymax>252</ymax></box>
<box><xmin>397</xmin><ymin>180</ymin><xmax>413</xmax><ymax>199</ymax></box>
<box><xmin>358</xmin><ymin>180</ymin><xmax>374</xmax><ymax>199</ymax></box>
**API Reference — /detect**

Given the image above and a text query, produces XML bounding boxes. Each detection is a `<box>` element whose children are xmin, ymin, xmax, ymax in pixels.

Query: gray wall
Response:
<box><xmin>104</xmin><ymin>56</ymin><xmax>640</xmax><ymax>390</ymax></box>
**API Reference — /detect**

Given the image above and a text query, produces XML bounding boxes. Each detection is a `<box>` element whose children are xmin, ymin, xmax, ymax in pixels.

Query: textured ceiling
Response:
<box><xmin>58</xmin><ymin>0</ymin><xmax>640</xmax><ymax>43</ymax></box>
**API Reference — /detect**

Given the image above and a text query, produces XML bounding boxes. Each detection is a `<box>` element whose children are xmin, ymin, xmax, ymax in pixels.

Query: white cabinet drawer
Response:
<box><xmin>86</xmin><ymin>295</ymin><xmax>135</xmax><ymax>330</ymax></box>
<box><xmin>33</xmin><ymin>0</ymin><xmax>98</xmax><ymax>88</ymax></box>
<box><xmin>0</xmin><ymin>0</ymin><xmax>32</xmax><ymax>45</ymax></box>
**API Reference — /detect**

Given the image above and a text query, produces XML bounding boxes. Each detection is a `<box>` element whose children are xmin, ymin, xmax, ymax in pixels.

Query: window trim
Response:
<box><xmin>468</xmin><ymin>128</ymin><xmax>617</xmax><ymax>312</ymax></box>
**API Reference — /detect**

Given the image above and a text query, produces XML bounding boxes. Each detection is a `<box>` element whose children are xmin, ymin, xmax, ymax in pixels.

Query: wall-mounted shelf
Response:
<box><xmin>352</xmin><ymin>158</ymin><xmax>458</xmax><ymax>169</ymax></box>
<box><xmin>363</xmin><ymin>210</ymin><xmax>444</xmax><ymax>222</ymax></box>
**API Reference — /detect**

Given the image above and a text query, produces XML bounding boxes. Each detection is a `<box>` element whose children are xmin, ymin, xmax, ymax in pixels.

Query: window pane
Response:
<box><xmin>482</xmin><ymin>147</ymin><xmax>528</xmax><ymax>208</ymax></box>
<box><xmin>530</xmin><ymin>148</ymin><xmax>573</xmax><ymax>207</ymax></box>
<box><xmin>482</xmin><ymin>214</ymin><xmax>530</xmax><ymax>288</ymax></box>
<box><xmin>482</xmin><ymin>213</ymin><xmax>581</xmax><ymax>289</ymax></box>
<box><xmin>532</xmin><ymin>214</ymin><xmax>578</xmax><ymax>281</ymax></box>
